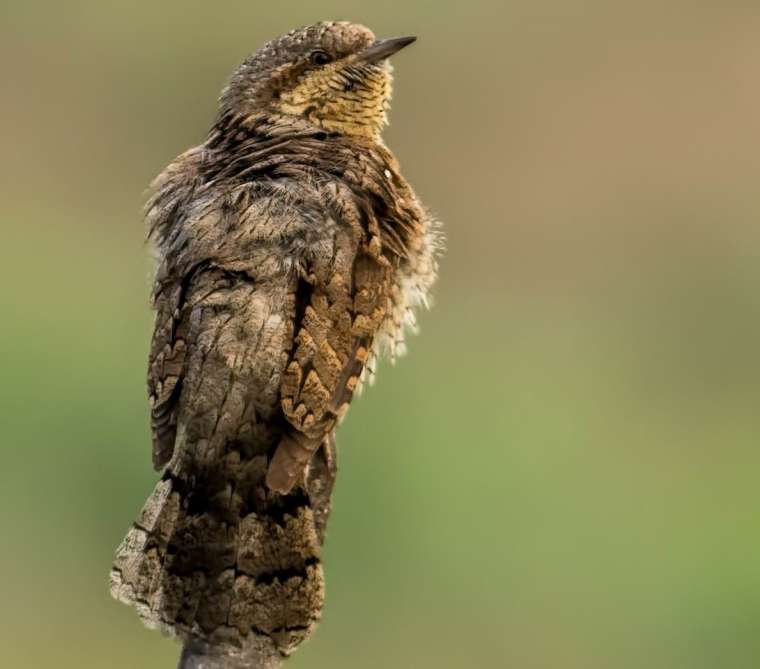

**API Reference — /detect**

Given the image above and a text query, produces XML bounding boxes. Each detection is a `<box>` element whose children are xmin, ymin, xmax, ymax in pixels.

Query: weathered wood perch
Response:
<box><xmin>178</xmin><ymin>639</ymin><xmax>283</xmax><ymax>669</ymax></box>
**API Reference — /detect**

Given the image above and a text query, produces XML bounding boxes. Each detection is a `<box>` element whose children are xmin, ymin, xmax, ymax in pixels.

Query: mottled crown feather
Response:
<box><xmin>220</xmin><ymin>21</ymin><xmax>375</xmax><ymax>113</ymax></box>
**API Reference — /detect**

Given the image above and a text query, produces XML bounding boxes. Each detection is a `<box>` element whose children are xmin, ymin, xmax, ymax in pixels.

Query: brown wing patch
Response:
<box><xmin>148</xmin><ymin>282</ymin><xmax>189</xmax><ymax>470</ymax></box>
<box><xmin>266</xmin><ymin>250</ymin><xmax>391</xmax><ymax>494</ymax></box>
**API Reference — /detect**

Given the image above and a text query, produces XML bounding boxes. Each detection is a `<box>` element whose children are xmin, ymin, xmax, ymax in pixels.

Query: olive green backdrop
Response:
<box><xmin>2</xmin><ymin>2</ymin><xmax>760</xmax><ymax>667</ymax></box>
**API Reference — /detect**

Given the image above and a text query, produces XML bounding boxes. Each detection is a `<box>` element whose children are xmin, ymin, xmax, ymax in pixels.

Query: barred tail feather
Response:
<box><xmin>110</xmin><ymin>442</ymin><xmax>336</xmax><ymax>660</ymax></box>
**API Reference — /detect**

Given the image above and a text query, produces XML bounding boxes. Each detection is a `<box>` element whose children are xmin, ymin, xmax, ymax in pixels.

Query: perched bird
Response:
<box><xmin>110</xmin><ymin>21</ymin><xmax>441</xmax><ymax>668</ymax></box>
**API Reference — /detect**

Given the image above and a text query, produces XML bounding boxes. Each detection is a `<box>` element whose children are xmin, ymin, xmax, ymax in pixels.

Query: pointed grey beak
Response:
<box><xmin>357</xmin><ymin>36</ymin><xmax>417</xmax><ymax>64</ymax></box>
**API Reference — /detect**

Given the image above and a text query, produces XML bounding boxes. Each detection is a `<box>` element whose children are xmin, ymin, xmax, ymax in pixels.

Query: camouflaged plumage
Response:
<box><xmin>110</xmin><ymin>21</ymin><xmax>441</xmax><ymax>668</ymax></box>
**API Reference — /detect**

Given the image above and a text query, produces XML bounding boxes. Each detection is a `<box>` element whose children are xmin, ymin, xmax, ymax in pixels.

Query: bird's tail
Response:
<box><xmin>110</xmin><ymin>441</ymin><xmax>336</xmax><ymax>661</ymax></box>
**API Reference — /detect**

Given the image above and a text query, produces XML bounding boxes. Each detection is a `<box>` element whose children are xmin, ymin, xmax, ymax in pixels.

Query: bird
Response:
<box><xmin>110</xmin><ymin>21</ymin><xmax>441</xmax><ymax>668</ymax></box>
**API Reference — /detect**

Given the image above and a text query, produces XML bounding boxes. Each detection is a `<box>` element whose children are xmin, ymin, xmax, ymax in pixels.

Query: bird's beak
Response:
<box><xmin>357</xmin><ymin>36</ymin><xmax>417</xmax><ymax>64</ymax></box>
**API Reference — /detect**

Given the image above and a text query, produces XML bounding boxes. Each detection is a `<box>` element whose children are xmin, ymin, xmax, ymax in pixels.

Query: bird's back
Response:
<box><xmin>111</xmin><ymin>127</ymin><xmax>343</xmax><ymax>662</ymax></box>
<box><xmin>112</xmin><ymin>109</ymin><xmax>439</xmax><ymax>665</ymax></box>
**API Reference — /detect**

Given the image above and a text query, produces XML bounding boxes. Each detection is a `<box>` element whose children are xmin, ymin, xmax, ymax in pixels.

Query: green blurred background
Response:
<box><xmin>3</xmin><ymin>1</ymin><xmax>760</xmax><ymax>667</ymax></box>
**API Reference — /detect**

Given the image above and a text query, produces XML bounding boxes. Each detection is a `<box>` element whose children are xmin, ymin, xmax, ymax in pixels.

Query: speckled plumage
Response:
<box><xmin>110</xmin><ymin>21</ymin><xmax>441</xmax><ymax>668</ymax></box>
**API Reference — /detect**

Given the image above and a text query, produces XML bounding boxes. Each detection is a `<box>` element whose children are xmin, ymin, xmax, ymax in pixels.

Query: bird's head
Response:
<box><xmin>220</xmin><ymin>22</ymin><xmax>416</xmax><ymax>139</ymax></box>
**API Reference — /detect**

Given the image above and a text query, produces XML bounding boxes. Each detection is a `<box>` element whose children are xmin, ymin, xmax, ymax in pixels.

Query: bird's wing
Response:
<box><xmin>266</xmin><ymin>247</ymin><xmax>392</xmax><ymax>494</ymax></box>
<box><xmin>147</xmin><ymin>278</ymin><xmax>190</xmax><ymax>470</ymax></box>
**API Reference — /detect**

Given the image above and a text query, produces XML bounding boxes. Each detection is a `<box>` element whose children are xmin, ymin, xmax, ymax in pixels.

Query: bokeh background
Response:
<box><xmin>3</xmin><ymin>1</ymin><xmax>760</xmax><ymax>667</ymax></box>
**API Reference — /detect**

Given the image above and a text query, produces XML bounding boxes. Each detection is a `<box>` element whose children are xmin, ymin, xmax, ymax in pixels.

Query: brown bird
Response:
<box><xmin>110</xmin><ymin>21</ymin><xmax>441</xmax><ymax>668</ymax></box>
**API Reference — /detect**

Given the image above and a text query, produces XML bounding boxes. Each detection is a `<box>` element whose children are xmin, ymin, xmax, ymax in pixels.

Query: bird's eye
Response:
<box><xmin>310</xmin><ymin>50</ymin><xmax>332</xmax><ymax>66</ymax></box>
